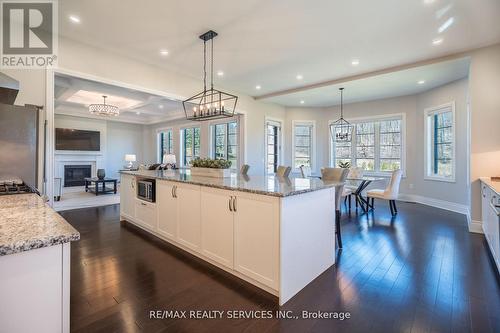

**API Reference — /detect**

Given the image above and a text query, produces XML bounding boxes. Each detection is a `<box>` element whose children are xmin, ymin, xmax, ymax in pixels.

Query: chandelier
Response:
<box><xmin>89</xmin><ymin>95</ymin><xmax>119</xmax><ymax>117</ymax></box>
<box><xmin>330</xmin><ymin>88</ymin><xmax>353</xmax><ymax>142</ymax></box>
<box><xmin>182</xmin><ymin>30</ymin><xmax>238</xmax><ymax>121</ymax></box>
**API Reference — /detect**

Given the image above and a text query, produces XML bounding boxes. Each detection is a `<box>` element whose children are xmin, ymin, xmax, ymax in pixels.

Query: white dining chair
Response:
<box><xmin>321</xmin><ymin>167</ymin><xmax>349</xmax><ymax>249</ymax></box>
<box><xmin>276</xmin><ymin>165</ymin><xmax>291</xmax><ymax>177</ymax></box>
<box><xmin>366</xmin><ymin>169</ymin><xmax>403</xmax><ymax>216</ymax></box>
<box><xmin>344</xmin><ymin>167</ymin><xmax>364</xmax><ymax>211</ymax></box>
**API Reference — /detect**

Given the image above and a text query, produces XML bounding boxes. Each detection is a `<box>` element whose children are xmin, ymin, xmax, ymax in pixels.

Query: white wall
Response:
<box><xmin>54</xmin><ymin>114</ymin><xmax>144</xmax><ymax>179</ymax></box>
<box><xmin>469</xmin><ymin>44</ymin><xmax>500</xmax><ymax>226</ymax></box>
<box><xmin>283</xmin><ymin>79</ymin><xmax>469</xmax><ymax>209</ymax></box>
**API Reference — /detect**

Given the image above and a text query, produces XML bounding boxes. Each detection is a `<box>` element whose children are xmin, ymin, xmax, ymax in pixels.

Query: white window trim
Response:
<box><xmin>208</xmin><ymin>118</ymin><xmax>241</xmax><ymax>169</ymax></box>
<box><xmin>424</xmin><ymin>101</ymin><xmax>456</xmax><ymax>183</ymax></box>
<box><xmin>292</xmin><ymin>120</ymin><xmax>316</xmax><ymax>171</ymax></box>
<box><xmin>265</xmin><ymin>117</ymin><xmax>284</xmax><ymax>174</ymax></box>
<box><xmin>328</xmin><ymin>113</ymin><xmax>406</xmax><ymax>177</ymax></box>
<box><xmin>156</xmin><ymin>127</ymin><xmax>173</xmax><ymax>163</ymax></box>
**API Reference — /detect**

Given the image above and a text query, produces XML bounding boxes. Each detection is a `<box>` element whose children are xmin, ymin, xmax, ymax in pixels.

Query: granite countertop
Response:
<box><xmin>0</xmin><ymin>194</ymin><xmax>80</xmax><ymax>256</ymax></box>
<box><xmin>120</xmin><ymin>169</ymin><xmax>342</xmax><ymax>197</ymax></box>
<box><xmin>480</xmin><ymin>177</ymin><xmax>500</xmax><ymax>195</ymax></box>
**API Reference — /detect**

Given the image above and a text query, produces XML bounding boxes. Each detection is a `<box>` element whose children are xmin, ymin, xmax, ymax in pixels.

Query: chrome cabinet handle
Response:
<box><xmin>232</xmin><ymin>196</ymin><xmax>237</xmax><ymax>212</ymax></box>
<box><xmin>174</xmin><ymin>186</ymin><xmax>177</xmax><ymax>198</ymax></box>
<box><xmin>171</xmin><ymin>186</ymin><xmax>175</xmax><ymax>198</ymax></box>
<box><xmin>229</xmin><ymin>197</ymin><xmax>233</xmax><ymax>212</ymax></box>
<box><xmin>141</xmin><ymin>202</ymin><xmax>146</xmax><ymax>206</ymax></box>
<box><xmin>491</xmin><ymin>195</ymin><xmax>497</xmax><ymax>205</ymax></box>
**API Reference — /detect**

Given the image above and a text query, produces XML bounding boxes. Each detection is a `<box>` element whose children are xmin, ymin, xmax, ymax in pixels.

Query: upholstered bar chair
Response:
<box><xmin>299</xmin><ymin>165</ymin><xmax>311</xmax><ymax>178</ymax></box>
<box><xmin>366</xmin><ymin>169</ymin><xmax>403</xmax><ymax>216</ymax></box>
<box><xmin>321</xmin><ymin>167</ymin><xmax>349</xmax><ymax>249</ymax></box>
<box><xmin>276</xmin><ymin>165</ymin><xmax>292</xmax><ymax>177</ymax></box>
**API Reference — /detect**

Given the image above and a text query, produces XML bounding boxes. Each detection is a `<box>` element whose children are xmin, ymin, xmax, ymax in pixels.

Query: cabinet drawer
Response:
<box><xmin>135</xmin><ymin>199</ymin><xmax>157</xmax><ymax>231</ymax></box>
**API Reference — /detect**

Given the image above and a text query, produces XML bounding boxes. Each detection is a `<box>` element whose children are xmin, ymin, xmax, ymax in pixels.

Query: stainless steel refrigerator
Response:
<box><xmin>0</xmin><ymin>72</ymin><xmax>40</xmax><ymax>190</ymax></box>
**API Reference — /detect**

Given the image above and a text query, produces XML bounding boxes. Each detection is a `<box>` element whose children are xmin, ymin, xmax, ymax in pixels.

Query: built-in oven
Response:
<box><xmin>137</xmin><ymin>179</ymin><xmax>155</xmax><ymax>202</ymax></box>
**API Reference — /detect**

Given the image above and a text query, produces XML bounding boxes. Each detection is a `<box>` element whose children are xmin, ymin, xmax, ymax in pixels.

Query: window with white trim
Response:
<box><xmin>293</xmin><ymin>122</ymin><xmax>314</xmax><ymax>169</ymax></box>
<box><xmin>211</xmin><ymin>121</ymin><xmax>238</xmax><ymax>169</ymax></box>
<box><xmin>330</xmin><ymin>115</ymin><xmax>403</xmax><ymax>174</ymax></box>
<box><xmin>181</xmin><ymin>126</ymin><xmax>200</xmax><ymax>166</ymax></box>
<box><xmin>425</xmin><ymin>104</ymin><xmax>454</xmax><ymax>181</ymax></box>
<box><xmin>158</xmin><ymin>129</ymin><xmax>173</xmax><ymax>162</ymax></box>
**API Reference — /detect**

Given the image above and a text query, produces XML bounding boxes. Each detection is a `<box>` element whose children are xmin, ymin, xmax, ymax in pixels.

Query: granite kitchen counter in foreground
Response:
<box><xmin>0</xmin><ymin>193</ymin><xmax>80</xmax><ymax>256</ymax></box>
<box><xmin>120</xmin><ymin>169</ymin><xmax>342</xmax><ymax>197</ymax></box>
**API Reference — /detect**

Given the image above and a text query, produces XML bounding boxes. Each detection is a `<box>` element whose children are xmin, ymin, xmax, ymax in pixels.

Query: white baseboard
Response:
<box><xmin>398</xmin><ymin>194</ymin><xmax>468</xmax><ymax>214</ymax></box>
<box><xmin>468</xmin><ymin>220</ymin><xmax>484</xmax><ymax>234</ymax></box>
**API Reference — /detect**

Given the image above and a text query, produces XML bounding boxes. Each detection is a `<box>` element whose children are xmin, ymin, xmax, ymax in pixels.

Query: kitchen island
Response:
<box><xmin>120</xmin><ymin>169</ymin><xmax>341</xmax><ymax>305</ymax></box>
<box><xmin>0</xmin><ymin>193</ymin><xmax>80</xmax><ymax>333</ymax></box>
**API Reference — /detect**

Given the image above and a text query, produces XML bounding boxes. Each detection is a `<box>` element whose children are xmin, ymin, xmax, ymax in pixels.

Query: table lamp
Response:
<box><xmin>125</xmin><ymin>154</ymin><xmax>136</xmax><ymax>169</ymax></box>
<box><xmin>162</xmin><ymin>154</ymin><xmax>177</xmax><ymax>169</ymax></box>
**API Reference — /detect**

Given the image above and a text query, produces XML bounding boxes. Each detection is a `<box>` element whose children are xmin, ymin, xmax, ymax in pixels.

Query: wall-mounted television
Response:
<box><xmin>55</xmin><ymin>128</ymin><xmax>100</xmax><ymax>151</ymax></box>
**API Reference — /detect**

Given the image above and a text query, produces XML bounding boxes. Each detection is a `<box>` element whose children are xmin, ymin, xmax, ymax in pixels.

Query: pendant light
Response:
<box><xmin>89</xmin><ymin>95</ymin><xmax>119</xmax><ymax>117</ymax></box>
<box><xmin>182</xmin><ymin>30</ymin><xmax>238</xmax><ymax>121</ymax></box>
<box><xmin>330</xmin><ymin>88</ymin><xmax>352</xmax><ymax>142</ymax></box>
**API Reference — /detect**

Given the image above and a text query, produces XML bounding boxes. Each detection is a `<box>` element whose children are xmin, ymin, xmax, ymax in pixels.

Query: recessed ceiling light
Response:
<box><xmin>159</xmin><ymin>49</ymin><xmax>169</xmax><ymax>56</ymax></box>
<box><xmin>69</xmin><ymin>15</ymin><xmax>81</xmax><ymax>24</ymax></box>
<box><xmin>351</xmin><ymin>59</ymin><xmax>360</xmax><ymax>66</ymax></box>
<box><xmin>432</xmin><ymin>38</ymin><xmax>443</xmax><ymax>45</ymax></box>
<box><xmin>438</xmin><ymin>17</ymin><xmax>454</xmax><ymax>34</ymax></box>
<box><xmin>136</xmin><ymin>111</ymin><xmax>141</xmax><ymax>115</ymax></box>
<box><xmin>255</xmin><ymin>85</ymin><xmax>261</xmax><ymax>90</ymax></box>
<box><xmin>300</xmin><ymin>100</ymin><xmax>305</xmax><ymax>104</ymax></box>
<box><xmin>158</xmin><ymin>104</ymin><xmax>164</xmax><ymax>109</ymax></box>
<box><xmin>217</xmin><ymin>71</ymin><xmax>224</xmax><ymax>77</ymax></box>
<box><xmin>418</xmin><ymin>80</ymin><xmax>426</xmax><ymax>85</ymax></box>
<box><xmin>296</xmin><ymin>74</ymin><xmax>303</xmax><ymax>80</ymax></box>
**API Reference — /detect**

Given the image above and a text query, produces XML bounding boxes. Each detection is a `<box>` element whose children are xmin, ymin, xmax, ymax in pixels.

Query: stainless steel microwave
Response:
<box><xmin>137</xmin><ymin>179</ymin><xmax>155</xmax><ymax>202</ymax></box>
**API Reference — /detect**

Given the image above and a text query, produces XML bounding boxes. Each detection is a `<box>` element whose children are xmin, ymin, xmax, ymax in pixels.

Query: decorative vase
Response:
<box><xmin>97</xmin><ymin>169</ymin><xmax>106</xmax><ymax>180</ymax></box>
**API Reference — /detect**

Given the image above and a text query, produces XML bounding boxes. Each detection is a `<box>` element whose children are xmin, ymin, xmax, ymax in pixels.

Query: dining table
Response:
<box><xmin>345</xmin><ymin>177</ymin><xmax>386</xmax><ymax>212</ymax></box>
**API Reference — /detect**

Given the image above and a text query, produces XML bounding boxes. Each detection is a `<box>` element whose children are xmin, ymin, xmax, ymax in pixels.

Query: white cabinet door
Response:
<box><xmin>200</xmin><ymin>187</ymin><xmax>234</xmax><ymax>268</ymax></box>
<box><xmin>176</xmin><ymin>183</ymin><xmax>201</xmax><ymax>251</ymax></box>
<box><xmin>135</xmin><ymin>199</ymin><xmax>157</xmax><ymax>232</ymax></box>
<box><xmin>233</xmin><ymin>192</ymin><xmax>279</xmax><ymax>289</ymax></box>
<box><xmin>157</xmin><ymin>181</ymin><xmax>178</xmax><ymax>240</ymax></box>
<box><xmin>120</xmin><ymin>174</ymin><xmax>135</xmax><ymax>219</ymax></box>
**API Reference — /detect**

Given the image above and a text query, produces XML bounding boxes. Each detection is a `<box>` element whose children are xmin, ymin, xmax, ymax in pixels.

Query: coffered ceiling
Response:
<box><xmin>55</xmin><ymin>74</ymin><xmax>183</xmax><ymax>124</ymax></box>
<box><xmin>58</xmin><ymin>0</ymin><xmax>500</xmax><ymax>106</ymax></box>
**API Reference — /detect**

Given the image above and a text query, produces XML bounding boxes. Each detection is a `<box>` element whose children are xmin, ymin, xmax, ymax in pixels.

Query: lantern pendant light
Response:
<box><xmin>182</xmin><ymin>30</ymin><xmax>238</xmax><ymax>121</ymax></box>
<box><xmin>330</xmin><ymin>88</ymin><xmax>353</xmax><ymax>142</ymax></box>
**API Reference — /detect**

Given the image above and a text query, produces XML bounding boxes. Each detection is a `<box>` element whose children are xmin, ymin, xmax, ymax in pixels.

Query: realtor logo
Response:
<box><xmin>1</xmin><ymin>0</ymin><xmax>58</xmax><ymax>68</ymax></box>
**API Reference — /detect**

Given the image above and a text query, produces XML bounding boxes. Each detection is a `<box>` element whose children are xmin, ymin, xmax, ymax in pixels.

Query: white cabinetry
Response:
<box><xmin>233</xmin><ymin>192</ymin><xmax>279</xmax><ymax>289</ymax></box>
<box><xmin>200</xmin><ymin>188</ymin><xmax>235</xmax><ymax>269</ymax></box>
<box><xmin>135</xmin><ymin>199</ymin><xmax>157</xmax><ymax>232</ymax></box>
<box><xmin>481</xmin><ymin>181</ymin><xmax>500</xmax><ymax>273</ymax></box>
<box><xmin>157</xmin><ymin>181</ymin><xmax>178</xmax><ymax>240</ymax></box>
<box><xmin>120</xmin><ymin>174</ymin><xmax>135</xmax><ymax>219</ymax></box>
<box><xmin>176</xmin><ymin>183</ymin><xmax>201</xmax><ymax>251</ymax></box>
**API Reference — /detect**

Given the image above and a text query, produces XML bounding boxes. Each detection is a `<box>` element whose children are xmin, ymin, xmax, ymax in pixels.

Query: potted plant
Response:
<box><xmin>338</xmin><ymin>161</ymin><xmax>351</xmax><ymax>169</ymax></box>
<box><xmin>189</xmin><ymin>158</ymin><xmax>233</xmax><ymax>178</ymax></box>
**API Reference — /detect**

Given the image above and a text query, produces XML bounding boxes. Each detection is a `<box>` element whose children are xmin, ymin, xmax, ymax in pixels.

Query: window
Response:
<box><xmin>266</xmin><ymin>121</ymin><xmax>281</xmax><ymax>173</ymax></box>
<box><xmin>158</xmin><ymin>129</ymin><xmax>173</xmax><ymax>162</ymax></box>
<box><xmin>293</xmin><ymin>121</ymin><xmax>314</xmax><ymax>169</ymax></box>
<box><xmin>425</xmin><ymin>103</ymin><xmax>455</xmax><ymax>181</ymax></box>
<box><xmin>181</xmin><ymin>127</ymin><xmax>200</xmax><ymax>166</ymax></box>
<box><xmin>211</xmin><ymin>121</ymin><xmax>238</xmax><ymax>169</ymax></box>
<box><xmin>330</xmin><ymin>115</ymin><xmax>404</xmax><ymax>174</ymax></box>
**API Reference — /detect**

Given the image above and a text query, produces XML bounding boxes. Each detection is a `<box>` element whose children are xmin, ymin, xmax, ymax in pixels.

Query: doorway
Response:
<box><xmin>265</xmin><ymin>119</ymin><xmax>282</xmax><ymax>174</ymax></box>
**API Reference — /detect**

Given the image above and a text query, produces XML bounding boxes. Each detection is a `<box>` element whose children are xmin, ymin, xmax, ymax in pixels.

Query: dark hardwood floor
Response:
<box><xmin>60</xmin><ymin>200</ymin><xmax>500</xmax><ymax>333</ymax></box>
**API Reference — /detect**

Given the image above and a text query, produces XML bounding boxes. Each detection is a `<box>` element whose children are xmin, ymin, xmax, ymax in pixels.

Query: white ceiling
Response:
<box><xmin>268</xmin><ymin>57</ymin><xmax>470</xmax><ymax>107</ymax></box>
<box><xmin>58</xmin><ymin>0</ymin><xmax>500</xmax><ymax>106</ymax></box>
<box><xmin>55</xmin><ymin>74</ymin><xmax>183</xmax><ymax>124</ymax></box>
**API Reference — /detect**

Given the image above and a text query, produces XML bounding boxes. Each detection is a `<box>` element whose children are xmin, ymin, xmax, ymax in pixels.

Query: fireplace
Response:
<box><xmin>64</xmin><ymin>165</ymin><xmax>91</xmax><ymax>187</ymax></box>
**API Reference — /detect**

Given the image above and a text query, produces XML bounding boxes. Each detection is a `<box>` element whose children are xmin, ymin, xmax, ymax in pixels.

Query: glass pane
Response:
<box><xmin>437</xmin><ymin>143</ymin><xmax>453</xmax><ymax>159</ymax></box>
<box><xmin>295</xmin><ymin>125</ymin><xmax>311</xmax><ymax>136</ymax></box>
<box><xmin>357</xmin><ymin>134</ymin><xmax>374</xmax><ymax>146</ymax></box>
<box><xmin>228</xmin><ymin>134</ymin><xmax>237</xmax><ymax>146</ymax></box>
<box><xmin>380</xmin><ymin>120</ymin><xmax>401</xmax><ymax>133</ymax></box>
<box><xmin>380</xmin><ymin>159</ymin><xmax>401</xmax><ymax>171</ymax></box>
<box><xmin>335</xmin><ymin>158</ymin><xmax>351</xmax><ymax>168</ymax></box>
<box><xmin>228</xmin><ymin>122</ymin><xmax>237</xmax><ymax>134</ymax></box>
<box><xmin>356</xmin><ymin>159</ymin><xmax>374</xmax><ymax>171</ymax></box>
<box><xmin>356</xmin><ymin>122</ymin><xmax>374</xmax><ymax>134</ymax></box>
<box><xmin>268</xmin><ymin>135</ymin><xmax>275</xmax><ymax>145</ymax></box>
<box><xmin>437</xmin><ymin>160</ymin><xmax>452</xmax><ymax>177</ymax></box>
<box><xmin>380</xmin><ymin>132</ymin><xmax>401</xmax><ymax>145</ymax></box>
<box><xmin>295</xmin><ymin>158</ymin><xmax>311</xmax><ymax>168</ymax></box>
<box><xmin>356</xmin><ymin>146</ymin><xmax>374</xmax><ymax>158</ymax></box>
<box><xmin>295</xmin><ymin>136</ymin><xmax>310</xmax><ymax>147</ymax></box>
<box><xmin>295</xmin><ymin>147</ymin><xmax>310</xmax><ymax>158</ymax></box>
<box><xmin>335</xmin><ymin>146</ymin><xmax>351</xmax><ymax>158</ymax></box>
<box><xmin>380</xmin><ymin>145</ymin><xmax>401</xmax><ymax>159</ymax></box>
<box><xmin>267</xmin><ymin>125</ymin><xmax>275</xmax><ymax>135</ymax></box>
<box><xmin>267</xmin><ymin>145</ymin><xmax>276</xmax><ymax>154</ymax></box>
